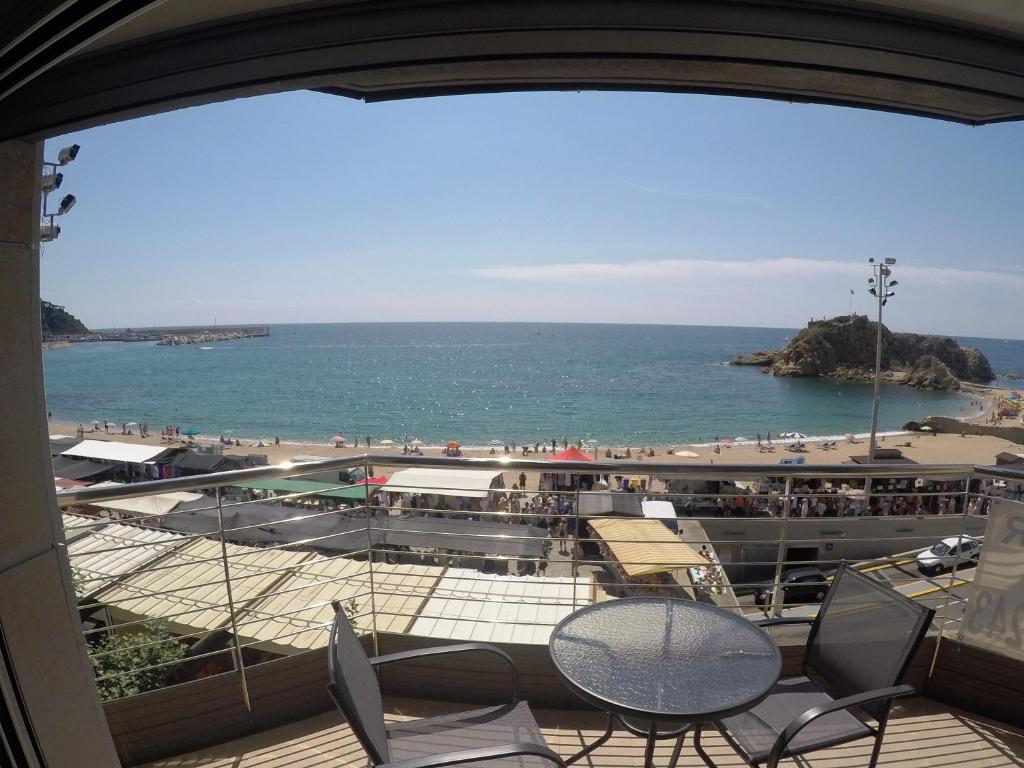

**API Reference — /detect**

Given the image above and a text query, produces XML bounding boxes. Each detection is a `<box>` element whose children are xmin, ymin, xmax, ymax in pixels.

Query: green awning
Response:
<box><xmin>235</xmin><ymin>478</ymin><xmax>380</xmax><ymax>501</ymax></box>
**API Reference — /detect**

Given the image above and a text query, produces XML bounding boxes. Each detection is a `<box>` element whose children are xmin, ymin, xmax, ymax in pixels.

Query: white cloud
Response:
<box><xmin>624</xmin><ymin>182</ymin><xmax>770</xmax><ymax>208</ymax></box>
<box><xmin>473</xmin><ymin>257</ymin><xmax>1024</xmax><ymax>288</ymax></box>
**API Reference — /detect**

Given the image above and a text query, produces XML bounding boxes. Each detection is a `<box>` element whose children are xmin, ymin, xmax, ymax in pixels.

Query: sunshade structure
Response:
<box><xmin>588</xmin><ymin>518</ymin><xmax>702</xmax><ymax>577</ymax></box>
<box><xmin>577</xmin><ymin>490</ymin><xmax>642</xmax><ymax>518</ymax></box>
<box><xmin>96</xmin><ymin>538</ymin><xmax>313</xmax><ymax>638</ymax></box>
<box><xmin>235</xmin><ymin>478</ymin><xmax>382</xmax><ymax>501</ymax></box>
<box><xmin>547</xmin><ymin>446</ymin><xmax>595</xmax><ymax>463</ymax></box>
<box><xmin>164</xmin><ymin>502</ymin><xmax>546</xmax><ymax>559</ymax></box>
<box><xmin>51</xmin><ymin>456</ymin><xmax>114</xmax><ymax>481</ymax></box>
<box><xmin>6</xmin><ymin>0</ymin><xmax>1024</xmax><ymax>142</ymax></box>
<box><xmin>381</xmin><ymin>517</ymin><xmax>548</xmax><ymax>559</ymax></box>
<box><xmin>169</xmin><ymin>451</ymin><xmax>245</xmax><ymax>474</ymax></box>
<box><xmin>60</xmin><ymin>440</ymin><xmax>176</xmax><ymax>465</ymax></box>
<box><xmin>410</xmin><ymin>569</ymin><xmax>591</xmax><ymax>645</ymax></box>
<box><xmin>49</xmin><ymin>436</ymin><xmax>80</xmax><ymax>456</ymax></box>
<box><xmin>63</xmin><ymin>517</ymin><xmax>188</xmax><ymax>597</ymax></box>
<box><xmin>234</xmin><ymin>557</ymin><xmax>446</xmax><ymax>655</ymax></box>
<box><xmin>91</xmin><ymin>491</ymin><xmax>208</xmax><ymax>519</ymax></box>
<box><xmin>384</xmin><ymin>468</ymin><xmax>503</xmax><ymax>498</ymax></box>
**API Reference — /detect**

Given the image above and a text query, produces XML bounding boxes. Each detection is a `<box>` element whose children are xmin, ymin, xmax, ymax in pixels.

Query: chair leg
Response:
<box><xmin>693</xmin><ymin>725</ymin><xmax>719</xmax><ymax>768</ymax></box>
<box><xmin>868</xmin><ymin>718</ymin><xmax>890</xmax><ymax>768</ymax></box>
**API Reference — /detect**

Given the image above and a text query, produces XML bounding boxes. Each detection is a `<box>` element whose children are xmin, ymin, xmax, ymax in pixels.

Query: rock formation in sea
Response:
<box><xmin>731</xmin><ymin>315</ymin><xmax>994</xmax><ymax>390</ymax></box>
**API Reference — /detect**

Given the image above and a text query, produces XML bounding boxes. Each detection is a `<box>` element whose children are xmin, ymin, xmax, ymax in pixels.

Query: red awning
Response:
<box><xmin>547</xmin><ymin>446</ymin><xmax>595</xmax><ymax>462</ymax></box>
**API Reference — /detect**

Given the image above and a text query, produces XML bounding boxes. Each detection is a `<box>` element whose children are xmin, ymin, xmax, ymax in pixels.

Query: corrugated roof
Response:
<box><xmin>410</xmin><ymin>569</ymin><xmax>591</xmax><ymax>645</ymax></box>
<box><xmin>66</xmin><ymin>521</ymin><xmax>188</xmax><ymax>595</ymax></box>
<box><xmin>235</xmin><ymin>557</ymin><xmax>445</xmax><ymax>654</ymax></box>
<box><xmin>588</xmin><ymin>518</ymin><xmax>702</xmax><ymax>577</ymax></box>
<box><xmin>61</xmin><ymin>440</ymin><xmax>173</xmax><ymax>464</ymax></box>
<box><xmin>384</xmin><ymin>468</ymin><xmax>503</xmax><ymax>498</ymax></box>
<box><xmin>97</xmin><ymin>538</ymin><xmax>312</xmax><ymax>635</ymax></box>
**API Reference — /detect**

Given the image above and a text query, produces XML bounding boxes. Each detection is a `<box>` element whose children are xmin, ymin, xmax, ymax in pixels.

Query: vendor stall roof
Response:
<box><xmin>384</xmin><ymin>468</ymin><xmax>503</xmax><ymax>498</ymax></box>
<box><xmin>51</xmin><ymin>456</ymin><xmax>113</xmax><ymax>480</ymax></box>
<box><xmin>235</xmin><ymin>478</ymin><xmax>381</xmax><ymax>500</ymax></box>
<box><xmin>589</xmin><ymin>518</ymin><xmax>702</xmax><ymax>577</ymax></box>
<box><xmin>60</xmin><ymin>440</ymin><xmax>174</xmax><ymax>464</ymax></box>
<box><xmin>235</xmin><ymin>557</ymin><xmax>444</xmax><ymax>654</ymax></box>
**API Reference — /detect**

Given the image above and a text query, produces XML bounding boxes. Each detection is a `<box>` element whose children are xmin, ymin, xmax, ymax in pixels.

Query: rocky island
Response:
<box><xmin>732</xmin><ymin>315</ymin><xmax>994</xmax><ymax>391</ymax></box>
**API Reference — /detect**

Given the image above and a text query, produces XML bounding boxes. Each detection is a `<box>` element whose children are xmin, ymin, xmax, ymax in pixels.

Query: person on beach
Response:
<box><xmin>274</xmin><ymin>436</ymin><xmax>280</xmax><ymax>446</ymax></box>
<box><xmin>519</xmin><ymin>471</ymin><xmax>527</xmax><ymax>490</ymax></box>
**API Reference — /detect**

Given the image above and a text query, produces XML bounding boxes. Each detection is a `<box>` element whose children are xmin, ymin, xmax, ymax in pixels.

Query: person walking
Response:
<box><xmin>518</xmin><ymin>471</ymin><xmax>527</xmax><ymax>491</ymax></box>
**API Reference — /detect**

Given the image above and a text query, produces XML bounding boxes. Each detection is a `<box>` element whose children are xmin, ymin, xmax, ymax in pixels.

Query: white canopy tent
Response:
<box><xmin>60</xmin><ymin>440</ymin><xmax>173</xmax><ymax>465</ymax></box>
<box><xmin>384</xmin><ymin>468</ymin><xmax>504</xmax><ymax>498</ymax></box>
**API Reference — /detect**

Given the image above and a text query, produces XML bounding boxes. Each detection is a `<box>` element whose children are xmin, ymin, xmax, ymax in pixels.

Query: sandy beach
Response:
<box><xmin>49</xmin><ymin>405</ymin><xmax>1024</xmax><ymax>489</ymax></box>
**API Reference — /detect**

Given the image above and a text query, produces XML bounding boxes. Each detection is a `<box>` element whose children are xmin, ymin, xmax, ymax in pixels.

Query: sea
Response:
<box><xmin>41</xmin><ymin>323</ymin><xmax>1024</xmax><ymax>448</ymax></box>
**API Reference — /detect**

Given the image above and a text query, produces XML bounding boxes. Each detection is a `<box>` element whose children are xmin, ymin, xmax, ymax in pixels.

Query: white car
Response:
<box><xmin>916</xmin><ymin>536</ymin><xmax>981</xmax><ymax>576</ymax></box>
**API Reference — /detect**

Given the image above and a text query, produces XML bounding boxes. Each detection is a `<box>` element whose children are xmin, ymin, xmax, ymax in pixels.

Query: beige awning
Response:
<box><xmin>589</xmin><ymin>518</ymin><xmax>702</xmax><ymax>577</ymax></box>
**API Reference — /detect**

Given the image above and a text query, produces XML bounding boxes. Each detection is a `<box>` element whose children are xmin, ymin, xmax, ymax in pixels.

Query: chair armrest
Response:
<box><xmin>753</xmin><ymin>617</ymin><xmax>815</xmax><ymax>628</ymax></box>
<box><xmin>370</xmin><ymin>643</ymin><xmax>519</xmax><ymax>702</ymax></box>
<box><xmin>380</xmin><ymin>741</ymin><xmax>565</xmax><ymax>768</ymax></box>
<box><xmin>766</xmin><ymin>684</ymin><xmax>916</xmax><ymax>768</ymax></box>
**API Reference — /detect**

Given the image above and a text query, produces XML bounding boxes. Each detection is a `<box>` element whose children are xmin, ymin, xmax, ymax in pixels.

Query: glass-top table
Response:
<box><xmin>549</xmin><ymin>598</ymin><xmax>781</xmax><ymax>767</ymax></box>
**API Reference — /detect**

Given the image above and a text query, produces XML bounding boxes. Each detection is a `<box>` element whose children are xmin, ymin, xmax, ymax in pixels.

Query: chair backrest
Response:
<box><xmin>328</xmin><ymin>607</ymin><xmax>389</xmax><ymax>765</ymax></box>
<box><xmin>805</xmin><ymin>562</ymin><xmax>935</xmax><ymax>718</ymax></box>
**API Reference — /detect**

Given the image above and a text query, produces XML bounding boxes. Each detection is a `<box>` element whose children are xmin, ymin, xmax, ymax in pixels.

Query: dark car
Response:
<box><xmin>753</xmin><ymin>567</ymin><xmax>829</xmax><ymax>607</ymax></box>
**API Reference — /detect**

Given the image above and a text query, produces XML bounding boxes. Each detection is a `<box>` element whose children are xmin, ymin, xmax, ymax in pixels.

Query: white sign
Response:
<box><xmin>961</xmin><ymin>499</ymin><xmax>1024</xmax><ymax>660</ymax></box>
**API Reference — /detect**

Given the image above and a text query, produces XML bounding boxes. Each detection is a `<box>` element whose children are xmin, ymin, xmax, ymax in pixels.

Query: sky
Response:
<box><xmin>41</xmin><ymin>89</ymin><xmax>1024</xmax><ymax>337</ymax></box>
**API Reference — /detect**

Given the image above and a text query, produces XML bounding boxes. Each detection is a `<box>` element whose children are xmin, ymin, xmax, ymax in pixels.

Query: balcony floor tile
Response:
<box><xmin>144</xmin><ymin>696</ymin><xmax>1024</xmax><ymax>768</ymax></box>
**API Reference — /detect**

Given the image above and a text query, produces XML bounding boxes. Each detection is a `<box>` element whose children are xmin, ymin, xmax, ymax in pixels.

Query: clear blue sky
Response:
<box><xmin>42</xmin><ymin>90</ymin><xmax>1024</xmax><ymax>337</ymax></box>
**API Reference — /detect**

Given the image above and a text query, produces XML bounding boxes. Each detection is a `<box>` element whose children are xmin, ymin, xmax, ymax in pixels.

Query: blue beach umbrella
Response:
<box><xmin>183</xmin><ymin>427</ymin><xmax>201</xmax><ymax>436</ymax></box>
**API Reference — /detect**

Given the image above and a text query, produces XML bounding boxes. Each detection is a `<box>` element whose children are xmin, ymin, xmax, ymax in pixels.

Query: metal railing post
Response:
<box><xmin>928</xmin><ymin>472</ymin><xmax>974</xmax><ymax>677</ymax></box>
<box><xmin>215</xmin><ymin>487</ymin><xmax>253</xmax><ymax>723</ymax></box>
<box><xmin>769</xmin><ymin>475</ymin><xmax>795</xmax><ymax>618</ymax></box>
<box><xmin>364</xmin><ymin>455</ymin><xmax>380</xmax><ymax>656</ymax></box>
<box><xmin>573</xmin><ymin>477</ymin><xmax>582</xmax><ymax>610</ymax></box>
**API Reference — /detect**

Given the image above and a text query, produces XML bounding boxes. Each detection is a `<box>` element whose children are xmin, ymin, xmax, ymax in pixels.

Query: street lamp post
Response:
<box><xmin>866</xmin><ymin>257</ymin><xmax>898</xmax><ymax>464</ymax></box>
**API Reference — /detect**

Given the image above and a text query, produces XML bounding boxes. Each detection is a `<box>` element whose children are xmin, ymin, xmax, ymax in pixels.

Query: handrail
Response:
<box><xmin>54</xmin><ymin>453</ymin><xmax>1010</xmax><ymax>507</ymax></box>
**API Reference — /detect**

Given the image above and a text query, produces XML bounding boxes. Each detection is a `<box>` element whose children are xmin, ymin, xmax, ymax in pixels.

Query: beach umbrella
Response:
<box><xmin>183</xmin><ymin>427</ymin><xmax>201</xmax><ymax>436</ymax></box>
<box><xmin>125</xmin><ymin>421</ymin><xmax>139</xmax><ymax>427</ymax></box>
<box><xmin>330</xmin><ymin>434</ymin><xmax>345</xmax><ymax>444</ymax></box>
<box><xmin>720</xmin><ymin>438</ymin><xmax>734</xmax><ymax>445</ymax></box>
<box><xmin>379</xmin><ymin>438</ymin><xmax>395</xmax><ymax>445</ymax></box>
<box><xmin>584</xmin><ymin>438</ymin><xmax>599</xmax><ymax>446</ymax></box>
<box><xmin>223</xmin><ymin>429</ymin><xmax>234</xmax><ymax>435</ymax></box>
<box><xmin>735</xmin><ymin>436</ymin><xmax>749</xmax><ymax>442</ymax></box>
<box><xmin>674</xmin><ymin>450</ymin><xmax>699</xmax><ymax>458</ymax></box>
<box><xmin>446</xmin><ymin>440</ymin><xmax>461</xmax><ymax>450</ymax></box>
<box><xmin>488</xmin><ymin>439</ymin><xmax>503</xmax><ymax>446</ymax></box>
<box><xmin>920</xmin><ymin>425</ymin><xmax>935</xmax><ymax>432</ymax></box>
<box><xmin>90</xmin><ymin>419</ymin><xmax>101</xmax><ymax>426</ymax></box>
<box><xmin>410</xmin><ymin>438</ymin><xmax>423</xmax><ymax>447</ymax></box>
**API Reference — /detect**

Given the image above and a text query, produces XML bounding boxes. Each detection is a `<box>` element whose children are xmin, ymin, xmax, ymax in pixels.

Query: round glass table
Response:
<box><xmin>549</xmin><ymin>598</ymin><xmax>781</xmax><ymax>767</ymax></box>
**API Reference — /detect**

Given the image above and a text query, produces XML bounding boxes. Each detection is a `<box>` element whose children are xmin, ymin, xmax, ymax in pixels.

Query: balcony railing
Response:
<box><xmin>54</xmin><ymin>454</ymin><xmax>1024</xmax><ymax>763</ymax></box>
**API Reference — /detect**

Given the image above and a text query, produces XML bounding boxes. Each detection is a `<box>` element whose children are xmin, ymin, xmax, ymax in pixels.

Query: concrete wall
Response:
<box><xmin>0</xmin><ymin>139</ymin><xmax>119</xmax><ymax>765</ymax></box>
<box><xmin>924</xmin><ymin>415</ymin><xmax>1024</xmax><ymax>444</ymax></box>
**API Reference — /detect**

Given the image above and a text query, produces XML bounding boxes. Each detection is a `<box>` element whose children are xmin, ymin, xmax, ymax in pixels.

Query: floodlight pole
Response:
<box><xmin>865</xmin><ymin>258</ymin><xmax>897</xmax><ymax>512</ymax></box>
<box><xmin>867</xmin><ymin>266</ymin><xmax>886</xmax><ymax>464</ymax></box>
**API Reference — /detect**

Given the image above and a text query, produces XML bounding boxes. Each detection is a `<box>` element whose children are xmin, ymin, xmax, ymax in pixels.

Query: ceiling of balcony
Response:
<box><xmin>2</xmin><ymin>0</ymin><xmax>1024</xmax><ymax>141</ymax></box>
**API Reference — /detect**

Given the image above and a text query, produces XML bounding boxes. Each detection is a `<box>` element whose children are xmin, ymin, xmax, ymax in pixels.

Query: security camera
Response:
<box><xmin>41</xmin><ymin>171</ymin><xmax>63</xmax><ymax>192</ymax></box>
<box><xmin>57</xmin><ymin>194</ymin><xmax>76</xmax><ymax>215</ymax></box>
<box><xmin>57</xmin><ymin>144</ymin><xmax>80</xmax><ymax>165</ymax></box>
<box><xmin>40</xmin><ymin>222</ymin><xmax>60</xmax><ymax>241</ymax></box>
<box><xmin>884</xmin><ymin>257</ymin><xmax>897</xmax><ymax>265</ymax></box>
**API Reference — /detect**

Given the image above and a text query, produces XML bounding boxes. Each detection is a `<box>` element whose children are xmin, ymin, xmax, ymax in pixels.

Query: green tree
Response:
<box><xmin>90</xmin><ymin>620</ymin><xmax>186</xmax><ymax>701</ymax></box>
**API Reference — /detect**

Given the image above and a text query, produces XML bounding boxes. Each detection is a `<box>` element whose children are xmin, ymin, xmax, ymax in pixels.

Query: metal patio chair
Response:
<box><xmin>687</xmin><ymin>562</ymin><xmax>935</xmax><ymax>768</ymax></box>
<box><xmin>328</xmin><ymin>601</ymin><xmax>565</xmax><ymax>768</ymax></box>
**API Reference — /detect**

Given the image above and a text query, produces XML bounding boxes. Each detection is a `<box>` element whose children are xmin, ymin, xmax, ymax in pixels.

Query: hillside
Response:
<box><xmin>41</xmin><ymin>300</ymin><xmax>89</xmax><ymax>335</ymax></box>
<box><xmin>732</xmin><ymin>315</ymin><xmax>994</xmax><ymax>390</ymax></box>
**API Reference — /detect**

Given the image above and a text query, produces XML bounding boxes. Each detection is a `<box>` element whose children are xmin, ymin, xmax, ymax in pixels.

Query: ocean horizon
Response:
<box><xmin>42</xmin><ymin>322</ymin><xmax>1024</xmax><ymax>447</ymax></box>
